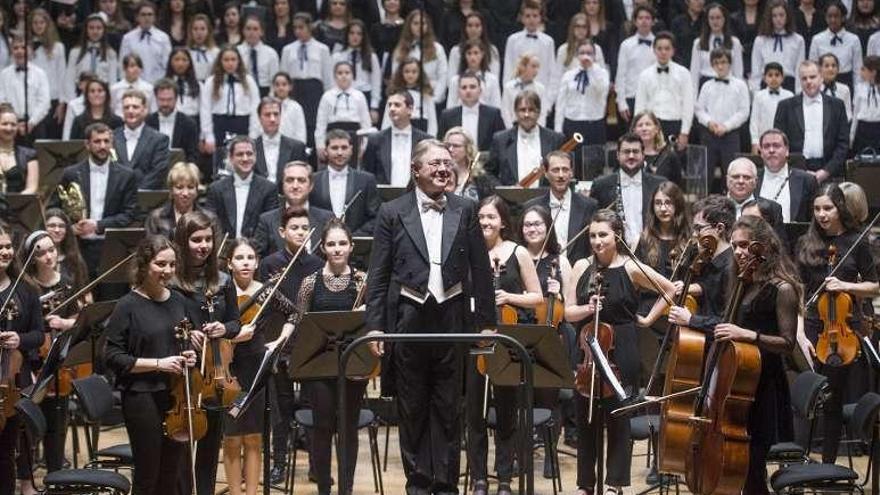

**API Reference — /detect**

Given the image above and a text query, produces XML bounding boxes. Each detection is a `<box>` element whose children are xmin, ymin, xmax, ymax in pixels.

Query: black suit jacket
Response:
<box><xmin>253</xmin><ymin>135</ymin><xmax>309</xmax><ymax>185</ymax></box>
<box><xmin>362</xmin><ymin>127</ymin><xmax>432</xmax><ymax>184</ymax></box>
<box><xmin>204</xmin><ymin>174</ymin><xmax>279</xmax><ymax>239</ymax></box>
<box><xmin>488</xmin><ymin>126</ymin><xmax>566</xmax><ymax>185</ymax></box>
<box><xmin>437</xmin><ymin>104</ymin><xmax>506</xmax><ymax>152</ymax></box>
<box><xmin>589</xmin><ymin>171</ymin><xmax>667</xmax><ymax>219</ymax></box>
<box><xmin>54</xmin><ymin>161</ymin><xmax>138</xmax><ymax>232</ymax></box>
<box><xmin>309</xmin><ymin>168</ymin><xmax>380</xmax><ymax>236</ymax></box>
<box><xmin>756</xmin><ymin>167</ymin><xmax>819</xmax><ymax>223</ymax></box>
<box><xmin>113</xmin><ymin>125</ymin><xmax>172</xmax><ymax>190</ymax></box>
<box><xmin>365</xmin><ymin>191</ymin><xmax>495</xmax><ymax>333</ymax></box>
<box><xmin>145</xmin><ymin>112</ymin><xmax>199</xmax><ymax>164</ymax></box>
<box><xmin>773</xmin><ymin>94</ymin><xmax>850</xmax><ymax>177</ymax></box>
<box><xmin>523</xmin><ymin>191</ymin><xmax>598</xmax><ymax>262</ymax></box>
<box><xmin>253</xmin><ymin>205</ymin><xmax>334</xmax><ymax>258</ymax></box>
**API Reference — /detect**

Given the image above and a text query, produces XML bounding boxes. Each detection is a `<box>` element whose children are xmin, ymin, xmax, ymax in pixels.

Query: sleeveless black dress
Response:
<box><xmin>495</xmin><ymin>248</ymin><xmax>535</xmax><ymax>324</ymax></box>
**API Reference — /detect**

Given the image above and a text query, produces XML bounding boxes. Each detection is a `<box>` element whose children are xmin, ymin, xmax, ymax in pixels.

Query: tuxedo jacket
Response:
<box><xmin>309</xmin><ymin>168</ymin><xmax>380</xmax><ymax>236</ymax></box>
<box><xmin>54</xmin><ymin>161</ymin><xmax>138</xmax><ymax>231</ymax></box>
<box><xmin>523</xmin><ymin>191</ymin><xmax>599</xmax><ymax>262</ymax></box>
<box><xmin>113</xmin><ymin>125</ymin><xmax>171</xmax><ymax>190</ymax></box>
<box><xmin>204</xmin><ymin>174</ymin><xmax>279</xmax><ymax>239</ymax></box>
<box><xmin>773</xmin><ymin>94</ymin><xmax>850</xmax><ymax>177</ymax></box>
<box><xmin>488</xmin><ymin>126</ymin><xmax>566</xmax><ymax>185</ymax></box>
<box><xmin>756</xmin><ymin>167</ymin><xmax>818</xmax><ymax>223</ymax></box>
<box><xmin>365</xmin><ymin>190</ymin><xmax>495</xmax><ymax>334</ymax></box>
<box><xmin>362</xmin><ymin>127</ymin><xmax>432</xmax><ymax>184</ymax></box>
<box><xmin>253</xmin><ymin>135</ymin><xmax>309</xmax><ymax>185</ymax></box>
<box><xmin>145</xmin><ymin>112</ymin><xmax>199</xmax><ymax>164</ymax></box>
<box><xmin>437</xmin><ymin>104</ymin><xmax>506</xmax><ymax>152</ymax></box>
<box><xmin>253</xmin><ymin>205</ymin><xmax>334</xmax><ymax>258</ymax></box>
<box><xmin>589</xmin><ymin>170</ymin><xmax>667</xmax><ymax>218</ymax></box>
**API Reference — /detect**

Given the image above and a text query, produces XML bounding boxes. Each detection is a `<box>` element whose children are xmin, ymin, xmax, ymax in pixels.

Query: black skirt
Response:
<box><xmin>225</xmin><ymin>349</ymin><xmax>265</xmax><ymax>435</ymax></box>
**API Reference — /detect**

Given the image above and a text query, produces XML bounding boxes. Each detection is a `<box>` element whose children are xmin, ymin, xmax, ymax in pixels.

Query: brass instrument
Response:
<box><xmin>518</xmin><ymin>132</ymin><xmax>584</xmax><ymax>188</ymax></box>
<box><xmin>56</xmin><ymin>182</ymin><xmax>87</xmax><ymax>223</ymax></box>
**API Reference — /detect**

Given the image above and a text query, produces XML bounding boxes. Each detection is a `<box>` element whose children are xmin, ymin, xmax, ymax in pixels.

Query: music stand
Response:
<box><xmin>97</xmin><ymin>228</ymin><xmax>145</xmax><ymax>283</ymax></box>
<box><xmin>288</xmin><ymin>311</ymin><xmax>378</xmax><ymax>380</ymax></box>
<box><xmin>494</xmin><ymin>186</ymin><xmax>547</xmax><ymax>206</ymax></box>
<box><xmin>137</xmin><ymin>190</ymin><xmax>169</xmax><ymax>213</ymax></box>
<box><xmin>377</xmin><ymin>185</ymin><xmax>407</xmax><ymax>202</ymax></box>
<box><xmin>169</xmin><ymin>148</ymin><xmax>185</xmax><ymax>166</ymax></box>
<box><xmin>6</xmin><ymin>193</ymin><xmax>43</xmax><ymax>233</ymax></box>
<box><xmin>484</xmin><ymin>324</ymin><xmax>574</xmax><ymax>389</ymax></box>
<box><xmin>351</xmin><ymin>236</ymin><xmax>373</xmax><ymax>271</ymax></box>
<box><xmin>34</xmin><ymin>140</ymin><xmax>87</xmax><ymax>199</ymax></box>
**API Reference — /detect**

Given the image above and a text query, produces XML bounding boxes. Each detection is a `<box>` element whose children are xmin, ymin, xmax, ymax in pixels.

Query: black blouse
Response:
<box><xmin>1</xmin><ymin>146</ymin><xmax>36</xmax><ymax>194</ymax></box>
<box><xmin>175</xmin><ymin>271</ymin><xmax>241</xmax><ymax>340</ymax></box>
<box><xmin>690</xmin><ymin>247</ymin><xmax>734</xmax><ymax>333</ymax></box>
<box><xmin>0</xmin><ymin>283</ymin><xmax>44</xmax><ymax>386</ymax></box>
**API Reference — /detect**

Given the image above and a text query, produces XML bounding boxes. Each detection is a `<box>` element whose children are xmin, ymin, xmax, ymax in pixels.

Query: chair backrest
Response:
<box><xmin>848</xmin><ymin>392</ymin><xmax>880</xmax><ymax>444</ymax></box>
<box><xmin>15</xmin><ymin>397</ymin><xmax>47</xmax><ymax>440</ymax></box>
<box><xmin>71</xmin><ymin>375</ymin><xmax>115</xmax><ymax>423</ymax></box>
<box><xmin>789</xmin><ymin>371</ymin><xmax>828</xmax><ymax>420</ymax></box>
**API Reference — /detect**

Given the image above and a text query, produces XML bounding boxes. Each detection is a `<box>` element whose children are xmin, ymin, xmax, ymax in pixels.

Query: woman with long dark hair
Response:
<box><xmin>70</xmin><ymin>79</ymin><xmax>123</xmax><ymax>140</ymax></box>
<box><xmin>199</xmin><ymin>46</ymin><xmax>259</xmax><ymax>156</ymax></box>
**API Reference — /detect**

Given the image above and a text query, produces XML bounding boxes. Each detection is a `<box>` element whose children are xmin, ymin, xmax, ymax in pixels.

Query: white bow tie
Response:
<box><xmin>125</xmin><ymin>130</ymin><xmax>139</xmax><ymax>141</ymax></box>
<box><xmin>549</xmin><ymin>199</ymin><xmax>565</xmax><ymax>210</ymax></box>
<box><xmin>330</xmin><ymin>170</ymin><xmax>347</xmax><ymax>180</ymax></box>
<box><xmin>620</xmin><ymin>175</ymin><xmax>641</xmax><ymax>187</ymax></box>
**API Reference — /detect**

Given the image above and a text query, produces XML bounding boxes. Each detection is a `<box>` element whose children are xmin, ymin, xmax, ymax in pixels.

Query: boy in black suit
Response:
<box><xmin>146</xmin><ymin>78</ymin><xmax>199</xmax><ymax>163</ymax></box>
<box><xmin>252</xmin><ymin>96</ymin><xmax>309</xmax><ymax>186</ymax></box>
<box><xmin>113</xmin><ymin>89</ymin><xmax>171</xmax><ymax>190</ymax></box>
<box><xmin>437</xmin><ymin>72</ymin><xmax>505</xmax><ymax>152</ymax></box>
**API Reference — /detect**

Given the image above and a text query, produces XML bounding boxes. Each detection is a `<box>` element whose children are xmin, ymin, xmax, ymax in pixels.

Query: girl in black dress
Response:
<box><xmin>103</xmin><ymin>236</ymin><xmax>201</xmax><ymax>495</ymax></box>
<box><xmin>70</xmin><ymin>79</ymin><xmax>123</xmax><ymax>140</ymax></box>
<box><xmin>292</xmin><ymin>219</ymin><xmax>367</xmax><ymax>495</ymax></box>
<box><xmin>468</xmin><ymin>195</ymin><xmax>543</xmax><ymax>495</ymax></box>
<box><xmin>43</xmin><ymin>208</ymin><xmax>89</xmax><ymax>293</ymax></box>
<box><xmin>564</xmin><ymin>210</ymin><xmax>675</xmax><ymax>495</ymax></box>
<box><xmin>215</xmin><ymin>2</ymin><xmax>243</xmax><ymax>46</ymax></box>
<box><xmin>266</xmin><ymin>0</ymin><xmax>296</xmax><ymax>54</ymax></box>
<box><xmin>314</xmin><ymin>0</ymin><xmax>351</xmax><ymax>53</ymax></box>
<box><xmin>0</xmin><ymin>103</ymin><xmax>37</xmax><ymax>194</ymax></box>
<box><xmin>796</xmin><ymin>183</ymin><xmax>879</xmax><ymax>464</ymax></box>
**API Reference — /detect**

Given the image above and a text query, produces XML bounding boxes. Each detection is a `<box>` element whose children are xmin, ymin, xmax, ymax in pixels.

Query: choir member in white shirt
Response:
<box><xmin>29</xmin><ymin>8</ymin><xmax>68</xmax><ymax>137</ymax></box>
<box><xmin>750</xmin><ymin>62</ymin><xmax>794</xmax><ymax>152</ymax></box>
<box><xmin>332</xmin><ymin>20</ymin><xmax>382</xmax><ymax>124</ymax></box>
<box><xmin>750</xmin><ymin>0</ymin><xmax>806</xmax><ymax>92</ymax></box>
<box><xmin>66</xmin><ymin>15</ymin><xmax>119</xmax><ymax>105</ymax></box>
<box><xmin>690</xmin><ymin>4</ymin><xmax>745</xmax><ymax>93</ymax></box>
<box><xmin>635</xmin><ymin>32</ymin><xmax>695</xmax><ymax>147</ymax></box>
<box><xmin>695</xmin><ymin>49</ymin><xmax>751</xmax><ymax>192</ymax></box>
<box><xmin>867</xmin><ymin>30</ymin><xmax>880</xmax><ymax>58</ymax></box>
<box><xmin>447</xmin><ymin>12</ymin><xmax>501</xmax><ymax>78</ymax></box>
<box><xmin>186</xmin><ymin>14</ymin><xmax>220</xmax><ymax>82</ymax></box>
<box><xmin>382</xmin><ymin>58</ymin><xmax>438</xmax><ymax>136</ymax></box>
<box><xmin>556</xmin><ymin>13</ymin><xmax>607</xmax><ymax>75</ymax></box>
<box><xmin>502</xmin><ymin>1</ymin><xmax>559</xmax><ymax>104</ymax></box>
<box><xmin>110</xmin><ymin>54</ymin><xmax>156</xmax><ymax>117</ymax></box>
<box><xmin>119</xmin><ymin>1</ymin><xmax>173</xmax><ymax>83</ymax></box>
<box><xmin>164</xmin><ymin>48</ymin><xmax>201</xmax><ymax>121</ymax></box>
<box><xmin>280</xmin><ymin>13</ymin><xmax>334</xmax><ymax>149</ymax></box>
<box><xmin>315</xmin><ymin>61</ymin><xmax>371</xmax><ymax>164</ymax></box>
<box><xmin>501</xmin><ymin>54</ymin><xmax>548</xmax><ymax>127</ymax></box>
<box><xmin>0</xmin><ymin>36</ymin><xmax>50</xmax><ymax>137</ymax></box>
<box><xmin>62</xmin><ymin>72</ymin><xmax>96</xmax><ymax>141</ymax></box>
<box><xmin>851</xmin><ymin>56</ymin><xmax>880</xmax><ymax>154</ymax></box>
<box><xmin>614</xmin><ymin>5</ymin><xmax>658</xmax><ymax>122</ymax></box>
<box><xmin>268</xmin><ymin>72</ymin><xmax>308</xmax><ymax>144</ymax></box>
<box><xmin>237</xmin><ymin>16</ymin><xmax>279</xmax><ymax>98</ymax></box>
<box><xmin>446</xmin><ymin>40</ymin><xmax>502</xmax><ymax>109</ymax></box>
<box><xmin>391</xmin><ymin>11</ymin><xmax>449</xmax><ymax>104</ymax></box>
<box><xmin>555</xmin><ymin>39</ymin><xmax>610</xmax><ymax>147</ymax></box>
<box><xmin>820</xmin><ymin>53</ymin><xmax>853</xmax><ymax>121</ymax></box>
<box><xmin>809</xmin><ymin>2</ymin><xmax>863</xmax><ymax>88</ymax></box>
<box><xmin>199</xmin><ymin>46</ymin><xmax>260</xmax><ymax>156</ymax></box>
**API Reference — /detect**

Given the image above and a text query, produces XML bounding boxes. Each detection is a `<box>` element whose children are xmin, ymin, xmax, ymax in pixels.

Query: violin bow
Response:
<box><xmin>537</xmin><ymin>202</ymin><xmax>564</xmax><ymax>262</ymax></box>
<box><xmin>562</xmin><ymin>223</ymin><xmax>590</xmax><ymax>255</ymax></box>
<box><xmin>311</xmin><ymin>190</ymin><xmax>363</xmax><ymax>254</ymax></box>
<box><xmin>615</xmin><ymin>234</ymin><xmax>675</xmax><ymax>306</ymax></box>
<box><xmin>0</xmin><ymin>240</ymin><xmax>40</xmax><ymax>317</ymax></box>
<box><xmin>47</xmin><ymin>253</ymin><xmax>136</xmax><ymax>317</ymax></box>
<box><xmin>250</xmin><ymin>227</ymin><xmax>316</xmax><ymax>325</ymax></box>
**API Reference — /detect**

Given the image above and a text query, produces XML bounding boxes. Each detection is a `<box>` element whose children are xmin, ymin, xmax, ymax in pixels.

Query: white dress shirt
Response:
<box><xmin>750</xmin><ymin>86</ymin><xmax>794</xmax><ymax>144</ymax></box>
<box><xmin>328</xmin><ymin>165</ymin><xmax>349</xmax><ymax>217</ymax></box>
<box><xmin>238</xmin><ymin>41</ymin><xmax>280</xmax><ymax>88</ymax></box>
<box><xmin>634</xmin><ymin>62</ymin><xmax>695</xmax><ymax>133</ymax></box>
<box><xmin>731</xmin><ymin>193</ymin><xmax>755</xmax><ymax>219</ymax></box>
<box><xmin>32</xmin><ymin>42</ymin><xmax>69</xmax><ymax>102</ymax></box>
<box><xmin>689</xmin><ymin>36</ymin><xmax>744</xmax><ymax>92</ymax></box>
<box><xmin>279</xmin><ymin>98</ymin><xmax>307</xmax><ymax>143</ymax></box>
<box><xmin>110</xmin><ymin>78</ymin><xmax>156</xmax><ymax>116</ymax></box>
<box><xmin>555</xmin><ymin>65</ymin><xmax>610</xmax><ymax>131</ymax></box>
<box><xmin>549</xmin><ymin>189</ymin><xmax>571</xmax><ymax>248</ymax></box>
<box><xmin>620</xmin><ymin>169</ymin><xmax>644</xmax><ymax>247</ymax></box>
<box><xmin>516</xmin><ymin>126</ymin><xmax>542</xmax><ymax>188</ymax></box>
<box><xmin>503</xmin><ymin>30</ymin><xmax>559</xmax><ymax>102</ymax></box>
<box><xmin>172</xmin><ymin>77</ymin><xmax>201</xmax><ymax>117</ymax></box>
<box><xmin>89</xmin><ymin>158</ymin><xmax>109</xmax><ymax>224</ymax></box>
<box><xmin>119</xmin><ymin>26</ymin><xmax>173</xmax><ymax>83</ymax></box>
<box><xmin>390</xmin><ymin>125</ymin><xmax>413</xmax><ymax>187</ymax></box>
<box><xmin>314</xmin><ymin>86</ymin><xmax>372</xmax><ymax>149</ymax></box>
<box><xmin>501</xmin><ymin>78</ymin><xmax>548</xmax><ymax>127</ymax></box>
<box><xmin>851</xmin><ymin>82</ymin><xmax>880</xmax><ymax>142</ymax></box>
<box><xmin>124</xmin><ymin>123</ymin><xmax>145</xmax><ymax>160</ymax></box>
<box><xmin>199</xmin><ymin>74</ymin><xmax>261</xmax><ymax>145</ymax></box>
<box><xmin>233</xmin><ymin>172</ymin><xmax>253</xmax><ymax>238</ymax></box>
<box><xmin>62</xmin><ymin>96</ymin><xmax>85</xmax><ymax>140</ymax></box>
<box><xmin>694</xmin><ymin>76</ymin><xmax>751</xmax><ymax>131</ymax></box>
<box><xmin>868</xmin><ymin>31</ymin><xmax>880</xmax><ymax>57</ymax></box>
<box><xmin>0</xmin><ymin>63</ymin><xmax>50</xmax><ymax>128</ymax></box>
<box><xmin>157</xmin><ymin>111</ymin><xmax>176</xmax><ymax>142</ymax></box>
<box><xmin>66</xmin><ymin>45</ymin><xmax>120</xmax><ymax>102</ymax></box>
<box><xmin>262</xmin><ymin>133</ymin><xmax>281</xmax><ymax>182</ymax></box>
<box><xmin>390</xmin><ymin>41</ymin><xmax>449</xmax><ymax>102</ymax></box>
<box><xmin>461</xmin><ymin>103</ymin><xmax>480</xmax><ymax>146</ymax></box>
<box><xmin>614</xmin><ymin>33</ymin><xmax>656</xmax><ymax>107</ymax></box>
<box><xmin>759</xmin><ymin>164</ymin><xmax>791</xmax><ymax>223</ymax></box>
<box><xmin>333</xmin><ymin>48</ymin><xmax>383</xmax><ymax>110</ymax></box>
<box><xmin>556</xmin><ymin>42</ymin><xmax>607</xmax><ymax>73</ymax></box>
<box><xmin>822</xmin><ymin>82</ymin><xmax>853</xmax><ymax>121</ymax></box>
<box><xmin>189</xmin><ymin>45</ymin><xmax>220</xmax><ymax>82</ymax></box>
<box><xmin>448</xmin><ymin>44</ymin><xmax>501</xmax><ymax>78</ymax></box>
<box><xmin>446</xmin><ymin>72</ymin><xmax>502</xmax><ymax>109</ymax></box>
<box><xmin>810</xmin><ymin>29</ymin><xmax>863</xmax><ymax>75</ymax></box>
<box><xmin>280</xmin><ymin>38</ymin><xmax>334</xmax><ymax>89</ymax></box>
<box><xmin>750</xmin><ymin>33</ymin><xmax>806</xmax><ymax>91</ymax></box>
<box><xmin>802</xmin><ymin>93</ymin><xmax>824</xmax><ymax>159</ymax></box>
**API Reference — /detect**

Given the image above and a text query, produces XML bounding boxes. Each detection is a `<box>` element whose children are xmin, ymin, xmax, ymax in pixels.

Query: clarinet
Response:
<box><xmin>615</xmin><ymin>177</ymin><xmax>626</xmax><ymax>223</ymax></box>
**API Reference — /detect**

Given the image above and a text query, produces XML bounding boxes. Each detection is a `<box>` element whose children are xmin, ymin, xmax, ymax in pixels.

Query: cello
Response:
<box><xmin>815</xmin><ymin>244</ymin><xmax>859</xmax><ymax>367</ymax></box>
<box><xmin>684</xmin><ymin>242</ymin><xmax>764</xmax><ymax>495</ymax></box>
<box><xmin>198</xmin><ymin>291</ymin><xmax>241</xmax><ymax>409</ymax></box>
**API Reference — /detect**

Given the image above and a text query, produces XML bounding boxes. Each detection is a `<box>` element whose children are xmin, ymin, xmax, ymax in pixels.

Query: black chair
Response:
<box><xmin>770</xmin><ymin>392</ymin><xmax>880</xmax><ymax>494</ymax></box>
<box><xmin>69</xmin><ymin>375</ymin><xmax>133</xmax><ymax>472</ymax></box>
<box><xmin>485</xmin><ymin>406</ymin><xmax>563</xmax><ymax>495</ymax></box>
<box><xmin>767</xmin><ymin>371</ymin><xmax>829</xmax><ymax>465</ymax></box>
<box><xmin>15</xmin><ymin>398</ymin><xmax>131</xmax><ymax>495</ymax></box>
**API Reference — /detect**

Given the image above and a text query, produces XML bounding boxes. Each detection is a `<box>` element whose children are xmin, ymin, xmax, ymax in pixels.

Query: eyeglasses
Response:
<box><xmin>423</xmin><ymin>159</ymin><xmax>454</xmax><ymax>169</ymax></box>
<box><xmin>653</xmin><ymin>199</ymin><xmax>674</xmax><ymax>207</ymax></box>
<box><xmin>523</xmin><ymin>221</ymin><xmax>546</xmax><ymax>229</ymax></box>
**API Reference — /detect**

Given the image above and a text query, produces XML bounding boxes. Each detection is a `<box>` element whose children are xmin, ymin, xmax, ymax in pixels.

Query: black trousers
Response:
<box><xmin>574</xmin><ymin>392</ymin><xmax>633</xmax><ymax>489</ymax></box>
<box><xmin>41</xmin><ymin>396</ymin><xmax>68</xmax><ymax>473</ymax></box>
<box><xmin>307</xmin><ymin>378</ymin><xmax>367</xmax><ymax>494</ymax></box>
<box><xmin>0</xmin><ymin>415</ymin><xmax>20</xmax><ymax>494</ymax></box>
<box><xmin>122</xmin><ymin>390</ymin><xmax>186</xmax><ymax>495</ymax></box>
<box><xmin>394</xmin><ymin>296</ymin><xmax>465</xmax><ymax>495</ymax></box>
<box><xmin>699</xmin><ymin>125</ymin><xmax>742</xmax><ymax>193</ymax></box>
<box><xmin>658</xmin><ymin>119</ymin><xmax>683</xmax><ymax>142</ymax></box>
<box><xmin>271</xmin><ymin>359</ymin><xmax>296</xmax><ymax>465</ymax></box>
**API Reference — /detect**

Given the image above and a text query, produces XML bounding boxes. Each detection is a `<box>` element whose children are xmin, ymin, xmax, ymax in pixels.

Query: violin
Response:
<box><xmin>478</xmin><ymin>257</ymin><xmax>518</xmax><ymax>375</ymax></box>
<box><xmin>198</xmin><ymin>291</ymin><xmax>241</xmax><ymax>409</ymax></box>
<box><xmin>685</xmin><ymin>242</ymin><xmax>764</xmax><ymax>495</ymax></box>
<box><xmin>816</xmin><ymin>244</ymin><xmax>860</xmax><ymax>367</ymax></box>
<box><xmin>38</xmin><ymin>284</ymin><xmax>93</xmax><ymax>397</ymax></box>
<box><xmin>38</xmin><ymin>284</ymin><xmax>72</xmax><ymax>359</ymax></box>
<box><xmin>535</xmin><ymin>259</ymin><xmax>565</xmax><ymax>328</ymax></box>
<box><xmin>164</xmin><ymin>318</ymin><xmax>208</xmax><ymax>443</ymax></box>
<box><xmin>574</xmin><ymin>270</ymin><xmax>620</xmax><ymax>411</ymax></box>
<box><xmin>237</xmin><ymin>293</ymin><xmax>261</xmax><ymax>326</ymax></box>
<box><xmin>0</xmin><ymin>300</ymin><xmax>22</xmax><ymax>431</ymax></box>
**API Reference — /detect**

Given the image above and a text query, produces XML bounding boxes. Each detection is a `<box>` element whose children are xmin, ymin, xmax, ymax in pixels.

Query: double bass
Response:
<box><xmin>685</xmin><ymin>242</ymin><xmax>764</xmax><ymax>495</ymax></box>
<box><xmin>815</xmin><ymin>244</ymin><xmax>859</xmax><ymax>367</ymax></box>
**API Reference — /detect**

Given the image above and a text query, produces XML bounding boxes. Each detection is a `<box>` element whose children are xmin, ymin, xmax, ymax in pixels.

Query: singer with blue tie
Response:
<box><xmin>118</xmin><ymin>1</ymin><xmax>172</xmax><ymax>84</ymax></box>
<box><xmin>808</xmin><ymin>1</ymin><xmax>862</xmax><ymax>89</ymax></box>
<box><xmin>237</xmin><ymin>16</ymin><xmax>279</xmax><ymax>98</ymax></box>
<box><xmin>750</xmin><ymin>0</ymin><xmax>806</xmax><ymax>92</ymax></box>
<box><xmin>314</xmin><ymin>61</ymin><xmax>372</xmax><ymax>165</ymax></box>
<box><xmin>199</xmin><ymin>47</ymin><xmax>260</xmax><ymax>158</ymax></box>
<box><xmin>65</xmin><ymin>14</ymin><xmax>120</xmax><ymax>104</ymax></box>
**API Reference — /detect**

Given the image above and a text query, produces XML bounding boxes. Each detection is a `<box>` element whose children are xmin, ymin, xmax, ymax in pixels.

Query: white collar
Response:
<box><xmin>328</xmin><ymin>165</ymin><xmax>349</xmax><ymax>178</ymax></box>
<box><xmin>124</xmin><ymin>123</ymin><xmax>145</xmax><ymax>139</ymax></box>
<box><xmin>234</xmin><ymin>171</ymin><xmax>253</xmax><ymax>186</ymax></box>
<box><xmin>803</xmin><ymin>92</ymin><xmax>823</xmax><ymax>105</ymax></box>
<box><xmin>263</xmin><ymin>132</ymin><xmax>280</xmax><ymax>144</ymax></box>
<box><xmin>159</xmin><ymin>110</ymin><xmax>176</xmax><ymax>121</ymax></box>
<box><xmin>549</xmin><ymin>188</ymin><xmax>571</xmax><ymax>207</ymax></box>
<box><xmin>392</xmin><ymin>124</ymin><xmax>412</xmax><ymax>136</ymax></box>
<box><xmin>619</xmin><ymin>169</ymin><xmax>642</xmax><ymax>184</ymax></box>
<box><xmin>518</xmin><ymin>125</ymin><xmax>539</xmax><ymax>140</ymax></box>
<box><xmin>89</xmin><ymin>158</ymin><xmax>110</xmax><ymax>172</ymax></box>
<box><xmin>730</xmin><ymin>193</ymin><xmax>755</xmax><ymax>206</ymax></box>
<box><xmin>764</xmin><ymin>163</ymin><xmax>789</xmax><ymax>179</ymax></box>
<box><xmin>462</xmin><ymin>103</ymin><xmax>480</xmax><ymax>114</ymax></box>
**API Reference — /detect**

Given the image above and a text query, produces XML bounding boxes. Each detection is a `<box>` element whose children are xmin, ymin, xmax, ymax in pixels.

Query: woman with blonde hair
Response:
<box><xmin>145</xmin><ymin>162</ymin><xmax>214</xmax><ymax>239</ymax></box>
<box><xmin>629</xmin><ymin>110</ymin><xmax>682</xmax><ymax>184</ymax></box>
<box><xmin>443</xmin><ymin>126</ymin><xmax>497</xmax><ymax>201</ymax></box>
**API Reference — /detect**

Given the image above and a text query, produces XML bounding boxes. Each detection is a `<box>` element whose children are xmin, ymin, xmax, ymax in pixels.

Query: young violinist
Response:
<box><xmin>172</xmin><ymin>211</ymin><xmax>244</xmax><ymax>495</ymax></box>
<box><xmin>564</xmin><ymin>210</ymin><xmax>675</xmax><ymax>495</ymax></box>
<box><xmin>795</xmin><ymin>183</ymin><xmax>879</xmax><ymax>464</ymax></box>
<box><xmin>290</xmin><ymin>219</ymin><xmax>367</xmax><ymax>495</ymax></box>
<box><xmin>43</xmin><ymin>208</ymin><xmax>89</xmax><ymax>297</ymax></box>
<box><xmin>103</xmin><ymin>235</ymin><xmax>200</xmax><ymax>495</ymax></box>
<box><xmin>468</xmin><ymin>195</ymin><xmax>543</xmax><ymax>495</ymax></box>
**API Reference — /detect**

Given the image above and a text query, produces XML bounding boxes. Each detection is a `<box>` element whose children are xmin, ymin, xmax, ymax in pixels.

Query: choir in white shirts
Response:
<box><xmin>695</xmin><ymin>76</ymin><xmax>751</xmax><ymax>132</ymax></box>
<box><xmin>823</xmin><ymin>81</ymin><xmax>853</xmax><ymax>121</ymax></box>
<box><xmin>634</xmin><ymin>62</ymin><xmax>695</xmax><ymax>135</ymax></box>
<box><xmin>314</xmin><ymin>86</ymin><xmax>372</xmax><ymax>149</ymax></box>
<box><xmin>31</xmin><ymin>42</ymin><xmax>68</xmax><ymax>103</ymax></box>
<box><xmin>503</xmin><ymin>30</ymin><xmax>559</xmax><ymax>102</ymax></box>
<box><xmin>501</xmin><ymin>78</ymin><xmax>547</xmax><ymax>127</ymax></box>
<box><xmin>749</xmin><ymin>86</ymin><xmax>794</xmax><ymax>146</ymax></box>
<box><xmin>238</xmin><ymin>41</ymin><xmax>280</xmax><ymax>92</ymax></box>
<box><xmin>690</xmin><ymin>37</ymin><xmax>745</xmax><ymax>90</ymax></box>
<box><xmin>447</xmin><ymin>72</ymin><xmax>501</xmax><ymax>109</ymax></box>
<box><xmin>809</xmin><ymin>29</ymin><xmax>863</xmax><ymax>78</ymax></box>
<box><xmin>189</xmin><ymin>46</ymin><xmax>220</xmax><ymax>82</ymax></box>
<box><xmin>171</xmin><ymin>77</ymin><xmax>201</xmax><ymax>118</ymax></box>
<box><xmin>0</xmin><ymin>63</ymin><xmax>51</xmax><ymax>128</ymax></box>
<box><xmin>868</xmin><ymin>32</ymin><xmax>880</xmax><ymax>57</ymax></box>
<box><xmin>66</xmin><ymin>45</ymin><xmax>120</xmax><ymax>101</ymax></box>
<box><xmin>614</xmin><ymin>33</ymin><xmax>656</xmax><ymax>112</ymax></box>
<box><xmin>381</xmin><ymin>89</ymin><xmax>437</xmax><ymax>136</ymax></box>
<box><xmin>750</xmin><ymin>33</ymin><xmax>806</xmax><ymax>90</ymax></box>
<box><xmin>556</xmin><ymin>43</ymin><xmax>607</xmax><ymax>73</ymax></box>
<box><xmin>111</xmin><ymin>78</ymin><xmax>156</xmax><ymax>116</ymax></box>
<box><xmin>119</xmin><ymin>26</ymin><xmax>173</xmax><ymax>83</ymax></box>
<box><xmin>448</xmin><ymin>44</ymin><xmax>501</xmax><ymax>78</ymax></box>
<box><xmin>333</xmin><ymin>48</ymin><xmax>383</xmax><ymax>111</ymax></box>
<box><xmin>554</xmin><ymin>65</ymin><xmax>610</xmax><ymax>131</ymax></box>
<box><xmin>199</xmin><ymin>74</ymin><xmax>261</xmax><ymax>146</ymax></box>
<box><xmin>390</xmin><ymin>42</ymin><xmax>449</xmax><ymax>102</ymax></box>
<box><xmin>850</xmin><ymin>82</ymin><xmax>880</xmax><ymax>148</ymax></box>
<box><xmin>280</xmin><ymin>39</ymin><xmax>334</xmax><ymax>89</ymax></box>
<box><xmin>279</xmin><ymin>98</ymin><xmax>308</xmax><ymax>143</ymax></box>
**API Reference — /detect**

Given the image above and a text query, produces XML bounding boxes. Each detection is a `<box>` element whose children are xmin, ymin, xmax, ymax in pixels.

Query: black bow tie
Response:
<box><xmin>713</xmin><ymin>37</ymin><xmax>722</xmax><ymax>48</ymax></box>
<box><xmin>226</xmin><ymin>74</ymin><xmax>237</xmax><ymax>84</ymax></box>
<box><xmin>638</xmin><ymin>38</ymin><xmax>652</xmax><ymax>46</ymax></box>
<box><xmin>15</xmin><ymin>65</ymin><xmax>25</xmax><ymax>72</ymax></box>
<box><xmin>831</xmin><ymin>34</ymin><xmax>843</xmax><ymax>46</ymax></box>
<box><xmin>575</xmin><ymin>70</ymin><xmax>590</xmax><ymax>93</ymax></box>
<box><xmin>32</xmin><ymin>40</ymin><xmax>43</xmax><ymax>50</ymax></box>
<box><xmin>526</xmin><ymin>33</ymin><xmax>538</xmax><ymax>39</ymax></box>
<box><xmin>824</xmin><ymin>83</ymin><xmax>837</xmax><ymax>97</ymax></box>
<box><xmin>714</xmin><ymin>77</ymin><xmax>729</xmax><ymax>84</ymax></box>
<box><xmin>140</xmin><ymin>29</ymin><xmax>151</xmax><ymax>41</ymax></box>
<box><xmin>773</xmin><ymin>34</ymin><xmax>783</xmax><ymax>52</ymax></box>
<box><xmin>769</xmin><ymin>88</ymin><xmax>780</xmax><ymax>95</ymax></box>
<box><xmin>657</xmin><ymin>66</ymin><xmax>669</xmax><ymax>74</ymax></box>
